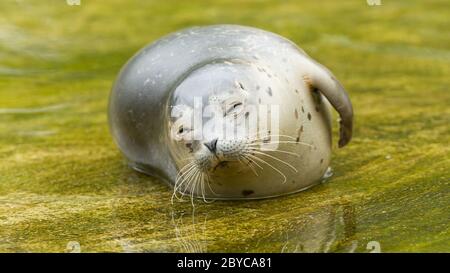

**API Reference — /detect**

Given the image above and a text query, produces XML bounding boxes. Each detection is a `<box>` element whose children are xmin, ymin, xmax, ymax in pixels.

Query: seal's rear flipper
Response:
<box><xmin>303</xmin><ymin>61</ymin><xmax>353</xmax><ymax>147</ymax></box>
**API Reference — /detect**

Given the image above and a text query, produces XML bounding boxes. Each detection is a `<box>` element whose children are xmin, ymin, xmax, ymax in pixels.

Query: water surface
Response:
<box><xmin>0</xmin><ymin>0</ymin><xmax>448</xmax><ymax>252</ymax></box>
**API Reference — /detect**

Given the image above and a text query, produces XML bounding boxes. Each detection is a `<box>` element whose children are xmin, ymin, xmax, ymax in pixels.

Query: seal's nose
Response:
<box><xmin>204</xmin><ymin>138</ymin><xmax>218</xmax><ymax>153</ymax></box>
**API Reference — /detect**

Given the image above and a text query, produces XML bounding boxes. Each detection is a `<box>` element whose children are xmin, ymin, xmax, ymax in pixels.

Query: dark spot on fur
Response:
<box><xmin>256</xmin><ymin>85</ymin><xmax>260</xmax><ymax>91</ymax></box>
<box><xmin>267</xmin><ymin>87</ymin><xmax>273</xmax><ymax>96</ymax></box>
<box><xmin>307</xmin><ymin>112</ymin><xmax>312</xmax><ymax>120</ymax></box>
<box><xmin>267</xmin><ymin>73</ymin><xmax>272</xmax><ymax>78</ymax></box>
<box><xmin>294</xmin><ymin>109</ymin><xmax>298</xmax><ymax>119</ymax></box>
<box><xmin>245</xmin><ymin>112</ymin><xmax>250</xmax><ymax>118</ymax></box>
<box><xmin>315</xmin><ymin>106</ymin><xmax>320</xmax><ymax>112</ymax></box>
<box><xmin>295</xmin><ymin>89</ymin><xmax>299</xmax><ymax>94</ymax></box>
<box><xmin>312</xmin><ymin>88</ymin><xmax>322</xmax><ymax>105</ymax></box>
<box><xmin>296</xmin><ymin>126</ymin><xmax>303</xmax><ymax>142</ymax></box>
<box><xmin>320</xmin><ymin>158</ymin><xmax>324</xmax><ymax>164</ymax></box>
<box><xmin>213</xmin><ymin>161</ymin><xmax>229</xmax><ymax>172</ymax></box>
<box><xmin>242</xmin><ymin>190</ymin><xmax>254</xmax><ymax>196</ymax></box>
<box><xmin>301</xmin><ymin>106</ymin><xmax>305</xmax><ymax>113</ymax></box>
<box><xmin>219</xmin><ymin>161</ymin><xmax>228</xmax><ymax>168</ymax></box>
<box><xmin>185</xmin><ymin>143</ymin><xmax>193</xmax><ymax>153</ymax></box>
<box><xmin>238</xmin><ymin>82</ymin><xmax>245</xmax><ymax>90</ymax></box>
<box><xmin>258</xmin><ymin>98</ymin><xmax>262</xmax><ymax>104</ymax></box>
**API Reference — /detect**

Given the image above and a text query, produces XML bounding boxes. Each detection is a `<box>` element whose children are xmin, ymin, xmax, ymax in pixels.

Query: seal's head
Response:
<box><xmin>166</xmin><ymin>61</ymin><xmax>308</xmax><ymax>201</ymax></box>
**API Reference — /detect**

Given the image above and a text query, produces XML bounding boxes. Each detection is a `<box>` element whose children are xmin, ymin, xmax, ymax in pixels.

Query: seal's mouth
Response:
<box><xmin>196</xmin><ymin>152</ymin><xmax>225</xmax><ymax>172</ymax></box>
<box><xmin>194</xmin><ymin>144</ymin><xmax>238</xmax><ymax>173</ymax></box>
<box><xmin>213</xmin><ymin>161</ymin><xmax>229</xmax><ymax>171</ymax></box>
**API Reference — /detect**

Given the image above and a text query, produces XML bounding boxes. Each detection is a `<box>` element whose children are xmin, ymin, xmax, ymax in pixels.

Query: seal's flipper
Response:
<box><xmin>303</xmin><ymin>62</ymin><xmax>353</xmax><ymax>147</ymax></box>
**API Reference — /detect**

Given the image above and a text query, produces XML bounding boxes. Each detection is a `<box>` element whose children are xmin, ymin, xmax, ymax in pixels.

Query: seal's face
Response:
<box><xmin>170</xmin><ymin>67</ymin><xmax>256</xmax><ymax>172</ymax></box>
<box><xmin>171</xmin><ymin>81</ymin><xmax>253</xmax><ymax>171</ymax></box>
<box><xmin>167</xmin><ymin>62</ymin><xmax>291</xmax><ymax>200</ymax></box>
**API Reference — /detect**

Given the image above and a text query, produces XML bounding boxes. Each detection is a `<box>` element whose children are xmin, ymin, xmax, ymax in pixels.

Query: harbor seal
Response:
<box><xmin>108</xmin><ymin>25</ymin><xmax>353</xmax><ymax>201</ymax></box>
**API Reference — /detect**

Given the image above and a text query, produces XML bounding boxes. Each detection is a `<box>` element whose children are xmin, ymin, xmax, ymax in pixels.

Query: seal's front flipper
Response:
<box><xmin>303</xmin><ymin>62</ymin><xmax>353</xmax><ymax>147</ymax></box>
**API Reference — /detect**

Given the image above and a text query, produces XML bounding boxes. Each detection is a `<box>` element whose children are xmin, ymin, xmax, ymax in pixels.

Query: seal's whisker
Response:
<box><xmin>174</xmin><ymin>168</ymin><xmax>196</xmax><ymax>196</ymax></box>
<box><xmin>200</xmin><ymin>172</ymin><xmax>214</xmax><ymax>203</ymax></box>
<box><xmin>172</xmin><ymin>172</ymin><xmax>192</xmax><ymax>203</ymax></box>
<box><xmin>192</xmin><ymin>171</ymin><xmax>204</xmax><ymax>206</ymax></box>
<box><xmin>247</xmin><ymin>133</ymin><xmax>297</xmax><ymax>141</ymax></box>
<box><xmin>190</xmin><ymin>171</ymin><xmax>201</xmax><ymax>207</ymax></box>
<box><xmin>247</xmin><ymin>150</ymin><xmax>298</xmax><ymax>173</ymax></box>
<box><xmin>174</xmin><ymin>162</ymin><xmax>196</xmax><ymax>185</ymax></box>
<box><xmin>178</xmin><ymin>168</ymin><xmax>199</xmax><ymax>204</ymax></box>
<box><xmin>243</xmin><ymin>158</ymin><xmax>260</xmax><ymax>176</ymax></box>
<box><xmin>246</xmin><ymin>134</ymin><xmax>296</xmax><ymax>144</ymax></box>
<box><xmin>241</xmin><ymin>154</ymin><xmax>264</xmax><ymax>170</ymax></box>
<box><xmin>238</xmin><ymin>157</ymin><xmax>259</xmax><ymax>177</ymax></box>
<box><xmin>246</xmin><ymin>147</ymin><xmax>300</xmax><ymax>157</ymax></box>
<box><xmin>174</xmin><ymin>164</ymin><xmax>195</xmax><ymax>187</ymax></box>
<box><xmin>182</xmin><ymin>169</ymin><xmax>199</xmax><ymax>197</ymax></box>
<box><xmin>172</xmin><ymin>163</ymin><xmax>197</xmax><ymax>203</ymax></box>
<box><xmin>174</xmin><ymin>167</ymin><xmax>199</xmax><ymax>202</ymax></box>
<box><xmin>251</xmin><ymin>140</ymin><xmax>312</xmax><ymax>145</ymax></box>
<box><xmin>200</xmin><ymin>172</ymin><xmax>207</xmax><ymax>203</ymax></box>
<box><xmin>204</xmin><ymin>173</ymin><xmax>218</xmax><ymax>197</ymax></box>
<box><xmin>245</xmin><ymin>153</ymin><xmax>287</xmax><ymax>184</ymax></box>
<box><xmin>250</xmin><ymin>141</ymin><xmax>314</xmax><ymax>148</ymax></box>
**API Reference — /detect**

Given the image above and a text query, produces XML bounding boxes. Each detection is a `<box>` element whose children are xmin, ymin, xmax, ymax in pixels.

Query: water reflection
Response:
<box><xmin>167</xmin><ymin>202</ymin><xmax>358</xmax><ymax>253</ymax></box>
<box><xmin>111</xmin><ymin>193</ymin><xmax>359</xmax><ymax>252</ymax></box>
<box><xmin>171</xmin><ymin>208</ymin><xmax>208</xmax><ymax>253</ymax></box>
<box><xmin>280</xmin><ymin>204</ymin><xmax>358</xmax><ymax>253</ymax></box>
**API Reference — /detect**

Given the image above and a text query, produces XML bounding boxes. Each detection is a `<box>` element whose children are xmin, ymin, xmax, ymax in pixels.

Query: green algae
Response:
<box><xmin>0</xmin><ymin>0</ymin><xmax>449</xmax><ymax>252</ymax></box>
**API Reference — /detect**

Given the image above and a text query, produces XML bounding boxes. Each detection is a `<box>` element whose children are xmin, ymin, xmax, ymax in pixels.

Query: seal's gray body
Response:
<box><xmin>109</xmin><ymin>25</ymin><xmax>353</xmax><ymax>199</ymax></box>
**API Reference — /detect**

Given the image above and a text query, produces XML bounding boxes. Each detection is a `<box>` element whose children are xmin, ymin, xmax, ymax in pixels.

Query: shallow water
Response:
<box><xmin>0</xmin><ymin>0</ymin><xmax>449</xmax><ymax>252</ymax></box>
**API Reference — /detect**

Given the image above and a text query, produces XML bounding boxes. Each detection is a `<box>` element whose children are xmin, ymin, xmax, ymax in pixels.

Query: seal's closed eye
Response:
<box><xmin>226</xmin><ymin>102</ymin><xmax>243</xmax><ymax>115</ymax></box>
